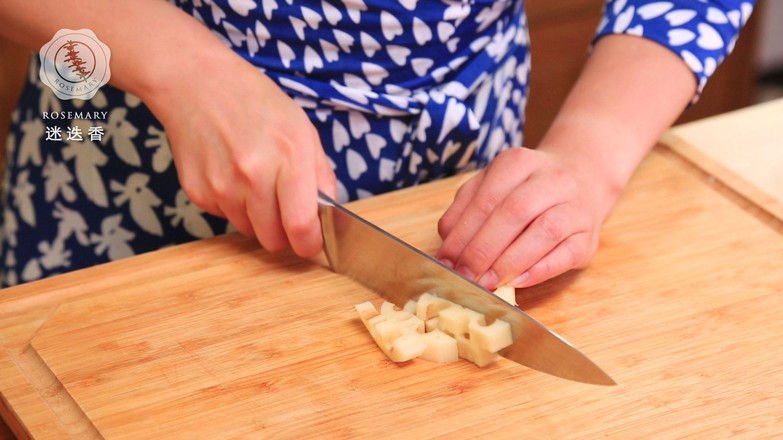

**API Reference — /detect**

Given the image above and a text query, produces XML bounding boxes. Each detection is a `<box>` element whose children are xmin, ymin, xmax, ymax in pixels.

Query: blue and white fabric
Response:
<box><xmin>0</xmin><ymin>0</ymin><xmax>755</xmax><ymax>286</ymax></box>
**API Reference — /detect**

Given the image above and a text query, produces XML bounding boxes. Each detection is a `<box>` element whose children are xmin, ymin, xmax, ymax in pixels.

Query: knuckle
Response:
<box><xmin>539</xmin><ymin>214</ymin><xmax>565</xmax><ymax>242</ymax></box>
<box><xmin>462</xmin><ymin>242</ymin><xmax>494</xmax><ymax>268</ymax></box>
<box><xmin>475</xmin><ymin>193</ymin><xmax>501</xmax><ymax>217</ymax></box>
<box><xmin>499</xmin><ymin>191</ymin><xmax>530</xmax><ymax>221</ymax></box>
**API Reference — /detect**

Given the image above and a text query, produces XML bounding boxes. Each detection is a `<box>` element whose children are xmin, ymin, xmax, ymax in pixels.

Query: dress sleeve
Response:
<box><xmin>594</xmin><ymin>0</ymin><xmax>757</xmax><ymax>100</ymax></box>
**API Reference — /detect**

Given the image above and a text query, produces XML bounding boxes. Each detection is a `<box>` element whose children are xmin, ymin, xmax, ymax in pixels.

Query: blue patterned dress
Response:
<box><xmin>1</xmin><ymin>0</ymin><xmax>755</xmax><ymax>286</ymax></box>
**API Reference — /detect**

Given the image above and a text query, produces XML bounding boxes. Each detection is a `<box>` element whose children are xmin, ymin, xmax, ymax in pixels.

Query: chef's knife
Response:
<box><xmin>317</xmin><ymin>192</ymin><xmax>615</xmax><ymax>386</ymax></box>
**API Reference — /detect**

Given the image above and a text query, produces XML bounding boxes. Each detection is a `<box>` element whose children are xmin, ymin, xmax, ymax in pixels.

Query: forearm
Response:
<box><xmin>537</xmin><ymin>34</ymin><xmax>696</xmax><ymax>210</ymax></box>
<box><xmin>0</xmin><ymin>0</ymin><xmax>234</xmax><ymax>106</ymax></box>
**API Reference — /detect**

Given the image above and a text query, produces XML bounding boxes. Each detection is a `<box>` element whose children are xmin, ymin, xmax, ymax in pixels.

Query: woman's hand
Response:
<box><xmin>436</xmin><ymin>146</ymin><xmax>617</xmax><ymax>289</ymax></box>
<box><xmin>437</xmin><ymin>34</ymin><xmax>697</xmax><ymax>289</ymax></box>
<box><xmin>154</xmin><ymin>60</ymin><xmax>337</xmax><ymax>256</ymax></box>
<box><xmin>147</xmin><ymin>49</ymin><xmax>336</xmax><ymax>257</ymax></box>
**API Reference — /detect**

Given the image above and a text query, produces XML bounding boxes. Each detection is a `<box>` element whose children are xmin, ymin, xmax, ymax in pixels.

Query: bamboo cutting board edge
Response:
<box><xmin>661</xmin><ymin>131</ymin><xmax>783</xmax><ymax>225</ymax></box>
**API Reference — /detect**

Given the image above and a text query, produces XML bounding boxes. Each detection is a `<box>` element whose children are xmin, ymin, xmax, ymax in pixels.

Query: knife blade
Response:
<box><xmin>317</xmin><ymin>192</ymin><xmax>615</xmax><ymax>386</ymax></box>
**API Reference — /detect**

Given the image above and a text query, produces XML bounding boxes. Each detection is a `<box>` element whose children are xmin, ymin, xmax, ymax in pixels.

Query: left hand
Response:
<box><xmin>435</xmin><ymin>146</ymin><xmax>618</xmax><ymax>289</ymax></box>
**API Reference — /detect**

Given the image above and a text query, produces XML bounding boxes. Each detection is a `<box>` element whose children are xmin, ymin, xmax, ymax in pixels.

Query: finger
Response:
<box><xmin>512</xmin><ymin>234</ymin><xmax>592</xmax><ymax>288</ymax></box>
<box><xmin>275</xmin><ymin>145</ymin><xmax>323</xmax><ymax>257</ymax></box>
<box><xmin>455</xmin><ymin>175</ymin><xmax>560</xmax><ymax>283</ymax></box>
<box><xmin>436</xmin><ymin>148</ymin><xmax>534</xmax><ymax>276</ymax></box>
<box><xmin>315</xmin><ymin>145</ymin><xmax>338</xmax><ymax>200</ymax></box>
<box><xmin>483</xmin><ymin>204</ymin><xmax>591</xmax><ymax>289</ymax></box>
<box><xmin>246</xmin><ymin>183</ymin><xmax>290</xmax><ymax>252</ymax></box>
<box><xmin>216</xmin><ymin>193</ymin><xmax>254</xmax><ymax>238</ymax></box>
<box><xmin>436</xmin><ymin>170</ymin><xmax>483</xmax><ymax>240</ymax></box>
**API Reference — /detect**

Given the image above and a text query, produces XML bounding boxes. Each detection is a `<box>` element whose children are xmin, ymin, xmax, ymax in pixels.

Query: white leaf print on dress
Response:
<box><xmin>319</xmin><ymin>38</ymin><xmax>340</xmax><ymax>62</ymax></box>
<box><xmin>62</xmin><ymin>130</ymin><xmax>109</xmax><ymax>208</ymax></box>
<box><xmin>262</xmin><ymin>0</ymin><xmax>277</xmax><ymax>20</ymax></box>
<box><xmin>165</xmin><ymin>190</ymin><xmax>214</xmax><ymax>239</ymax></box>
<box><xmin>696</xmin><ymin>23</ymin><xmax>724</xmax><ymax>50</ymax></box>
<box><xmin>19</xmin><ymin>118</ymin><xmax>44</xmax><ymax>167</ymax></box>
<box><xmin>43</xmin><ymin>156</ymin><xmax>77</xmax><ymax>202</ymax></box>
<box><xmin>2</xmin><ymin>209</ymin><xmax>18</xmax><ymax>247</ymax></box>
<box><xmin>333</xmin><ymin>29</ymin><xmax>354</xmax><ymax>53</ymax></box>
<box><xmin>144</xmin><ymin>126</ymin><xmax>173</xmax><ymax>173</ymax></box>
<box><xmin>361</xmin><ymin>62</ymin><xmax>389</xmax><ymax>85</ymax></box>
<box><xmin>380</xmin><ymin>11</ymin><xmax>403</xmax><ymax>41</ymax></box>
<box><xmin>91</xmin><ymin>214</ymin><xmax>136</xmax><ymax>261</ymax></box>
<box><xmin>398</xmin><ymin>0</ymin><xmax>417</xmax><ymax>11</ymax></box>
<box><xmin>613</xmin><ymin>6</ymin><xmax>635</xmax><ymax>33</ymax></box>
<box><xmin>706</xmin><ymin>7</ymin><xmax>729</xmax><ymax>24</ymax></box>
<box><xmin>411</xmin><ymin>57</ymin><xmax>434</xmax><ymax>77</ymax></box>
<box><xmin>277</xmin><ymin>41</ymin><xmax>296</xmax><ymax>68</ymax></box>
<box><xmin>228</xmin><ymin>0</ymin><xmax>256</xmax><ymax>16</ymax></box>
<box><xmin>52</xmin><ymin>201</ymin><xmax>90</xmax><ymax>246</ymax></box>
<box><xmin>111</xmin><ymin>173</ymin><xmax>164</xmax><ymax>236</ymax></box>
<box><xmin>436</xmin><ymin>98</ymin><xmax>467</xmax><ymax>144</ymax></box>
<box><xmin>103</xmin><ymin>111</ymin><xmax>141</xmax><ymax>167</ymax></box>
<box><xmin>12</xmin><ymin>170</ymin><xmax>36</xmax><ymax>227</ymax></box>
<box><xmin>21</xmin><ymin>259</ymin><xmax>42</xmax><ymax>282</ymax></box>
<box><xmin>360</xmin><ymin>32</ymin><xmax>381</xmax><ymax>57</ymax></box>
<box><xmin>223</xmin><ymin>21</ymin><xmax>247</xmax><ymax>47</ymax></box>
<box><xmin>386</xmin><ymin>45</ymin><xmax>411</xmax><ymax>66</ymax></box>
<box><xmin>321</xmin><ymin>0</ymin><xmax>342</xmax><ymax>25</ymax></box>
<box><xmin>346</xmin><ymin>149</ymin><xmax>368</xmax><ymax>180</ymax></box>
<box><xmin>290</xmin><ymin>16</ymin><xmax>307</xmax><ymax>40</ymax></box>
<box><xmin>412</xmin><ymin>18</ymin><xmax>432</xmax><ymax>45</ymax></box>
<box><xmin>210</xmin><ymin>0</ymin><xmax>227</xmax><ymax>24</ymax></box>
<box><xmin>637</xmin><ymin>2</ymin><xmax>673</xmax><ymax>19</ymax></box>
<box><xmin>301</xmin><ymin>6</ymin><xmax>322</xmax><ymax>29</ymax></box>
<box><xmin>365</xmin><ymin>133</ymin><xmax>387</xmax><ymax>159</ymax></box>
<box><xmin>254</xmin><ymin>20</ymin><xmax>271</xmax><ymax>47</ymax></box>
<box><xmin>665</xmin><ymin>10</ymin><xmax>697</xmax><ymax>27</ymax></box>
<box><xmin>348</xmin><ymin>111</ymin><xmax>371</xmax><ymax>139</ymax></box>
<box><xmin>343</xmin><ymin>0</ymin><xmax>366</xmax><ymax>24</ymax></box>
<box><xmin>378</xmin><ymin>157</ymin><xmax>395</xmax><ymax>182</ymax></box>
<box><xmin>304</xmin><ymin>45</ymin><xmax>324</xmax><ymax>73</ymax></box>
<box><xmin>437</xmin><ymin>22</ymin><xmax>455</xmax><ymax>43</ymax></box>
<box><xmin>668</xmin><ymin>29</ymin><xmax>695</xmax><ymax>46</ymax></box>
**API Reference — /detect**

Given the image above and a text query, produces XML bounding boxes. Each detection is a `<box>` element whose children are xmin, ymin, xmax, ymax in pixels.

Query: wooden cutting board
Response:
<box><xmin>661</xmin><ymin>98</ymin><xmax>783</xmax><ymax>222</ymax></box>
<box><xmin>1</xmin><ymin>147</ymin><xmax>782</xmax><ymax>439</ymax></box>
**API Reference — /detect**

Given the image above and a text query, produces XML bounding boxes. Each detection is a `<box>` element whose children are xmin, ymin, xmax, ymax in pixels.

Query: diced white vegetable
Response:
<box><xmin>437</xmin><ymin>304</ymin><xmax>486</xmax><ymax>336</ymax></box>
<box><xmin>355</xmin><ymin>292</ymin><xmax>514</xmax><ymax>368</ymax></box>
<box><xmin>380</xmin><ymin>301</ymin><xmax>397</xmax><ymax>315</ymax></box>
<box><xmin>389</xmin><ymin>333</ymin><xmax>427</xmax><ymax>362</ymax></box>
<box><xmin>469</xmin><ymin>319</ymin><xmax>513</xmax><ymax>353</ymax></box>
<box><xmin>402</xmin><ymin>299</ymin><xmax>418</xmax><ymax>314</ymax></box>
<box><xmin>456</xmin><ymin>334</ymin><xmax>499</xmax><ymax>367</ymax></box>
<box><xmin>415</xmin><ymin>293</ymin><xmax>453</xmax><ymax>320</ymax></box>
<box><xmin>493</xmin><ymin>285</ymin><xmax>517</xmax><ymax>306</ymax></box>
<box><xmin>398</xmin><ymin>315</ymin><xmax>425</xmax><ymax>334</ymax></box>
<box><xmin>418</xmin><ymin>330</ymin><xmax>458</xmax><ymax>363</ymax></box>
<box><xmin>355</xmin><ymin>301</ymin><xmax>379</xmax><ymax>321</ymax></box>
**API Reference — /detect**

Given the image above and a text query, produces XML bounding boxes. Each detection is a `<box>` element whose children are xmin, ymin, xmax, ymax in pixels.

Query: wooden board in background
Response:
<box><xmin>662</xmin><ymin>98</ymin><xmax>783</xmax><ymax>222</ymax></box>
<box><xmin>0</xmin><ymin>147</ymin><xmax>782</xmax><ymax>439</ymax></box>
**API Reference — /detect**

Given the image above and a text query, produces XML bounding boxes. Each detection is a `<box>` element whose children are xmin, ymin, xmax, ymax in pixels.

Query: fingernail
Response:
<box><xmin>456</xmin><ymin>264</ymin><xmax>475</xmax><ymax>281</ymax></box>
<box><xmin>477</xmin><ymin>270</ymin><xmax>498</xmax><ymax>289</ymax></box>
<box><xmin>439</xmin><ymin>258</ymin><xmax>454</xmax><ymax>269</ymax></box>
<box><xmin>509</xmin><ymin>272</ymin><xmax>530</xmax><ymax>288</ymax></box>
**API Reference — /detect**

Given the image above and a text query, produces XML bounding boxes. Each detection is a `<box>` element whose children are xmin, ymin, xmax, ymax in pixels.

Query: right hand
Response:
<box><xmin>146</xmin><ymin>49</ymin><xmax>337</xmax><ymax>257</ymax></box>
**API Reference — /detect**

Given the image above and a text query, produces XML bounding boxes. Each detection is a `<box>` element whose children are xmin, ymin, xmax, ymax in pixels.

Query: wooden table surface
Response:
<box><xmin>1</xmin><ymin>112</ymin><xmax>782</xmax><ymax>438</ymax></box>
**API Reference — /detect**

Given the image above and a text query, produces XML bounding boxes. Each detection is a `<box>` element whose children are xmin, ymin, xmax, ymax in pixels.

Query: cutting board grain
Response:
<box><xmin>662</xmin><ymin>98</ymin><xmax>783</xmax><ymax>222</ymax></box>
<box><xmin>1</xmin><ymin>147</ymin><xmax>783</xmax><ymax>439</ymax></box>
